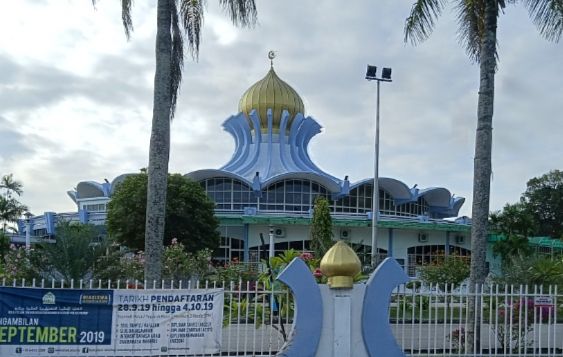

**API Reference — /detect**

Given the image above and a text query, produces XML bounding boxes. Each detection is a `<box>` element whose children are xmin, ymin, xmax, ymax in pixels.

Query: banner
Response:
<box><xmin>0</xmin><ymin>287</ymin><xmax>223</xmax><ymax>356</ymax></box>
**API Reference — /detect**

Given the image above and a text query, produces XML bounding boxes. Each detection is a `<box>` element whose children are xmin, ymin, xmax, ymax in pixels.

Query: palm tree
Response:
<box><xmin>106</xmin><ymin>0</ymin><xmax>257</xmax><ymax>282</ymax></box>
<box><xmin>0</xmin><ymin>174</ymin><xmax>27</xmax><ymax>232</ymax></box>
<box><xmin>1</xmin><ymin>174</ymin><xmax>24</xmax><ymax>199</ymax></box>
<box><xmin>404</xmin><ymin>0</ymin><xmax>562</xmax><ymax>350</ymax></box>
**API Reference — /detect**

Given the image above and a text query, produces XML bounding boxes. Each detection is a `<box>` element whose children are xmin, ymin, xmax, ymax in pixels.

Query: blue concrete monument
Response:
<box><xmin>276</xmin><ymin>241</ymin><xmax>409</xmax><ymax>357</ymax></box>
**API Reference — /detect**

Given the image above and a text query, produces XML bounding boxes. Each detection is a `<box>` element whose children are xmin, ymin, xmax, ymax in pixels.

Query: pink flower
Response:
<box><xmin>171</xmin><ymin>238</ymin><xmax>178</xmax><ymax>245</ymax></box>
<box><xmin>300</xmin><ymin>252</ymin><xmax>314</xmax><ymax>261</ymax></box>
<box><xmin>313</xmin><ymin>268</ymin><xmax>323</xmax><ymax>278</ymax></box>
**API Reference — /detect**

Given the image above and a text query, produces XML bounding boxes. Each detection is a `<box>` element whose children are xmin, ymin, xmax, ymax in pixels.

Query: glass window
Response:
<box><xmin>258</xmin><ymin>179</ymin><xmax>329</xmax><ymax>213</ymax></box>
<box><xmin>201</xmin><ymin>177</ymin><xmax>256</xmax><ymax>210</ymax></box>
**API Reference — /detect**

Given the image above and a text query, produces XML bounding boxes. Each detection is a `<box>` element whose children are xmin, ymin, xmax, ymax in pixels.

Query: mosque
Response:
<box><xmin>18</xmin><ymin>61</ymin><xmax>472</xmax><ymax>276</ymax></box>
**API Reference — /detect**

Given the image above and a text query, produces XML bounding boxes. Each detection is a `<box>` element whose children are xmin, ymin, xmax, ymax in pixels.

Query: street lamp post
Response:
<box><xmin>24</xmin><ymin>211</ymin><xmax>33</xmax><ymax>250</ymax></box>
<box><xmin>268</xmin><ymin>225</ymin><xmax>275</xmax><ymax>259</ymax></box>
<box><xmin>365</xmin><ymin>65</ymin><xmax>392</xmax><ymax>267</ymax></box>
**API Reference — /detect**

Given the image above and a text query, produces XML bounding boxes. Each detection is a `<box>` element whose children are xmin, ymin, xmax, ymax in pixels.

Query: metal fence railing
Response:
<box><xmin>1</xmin><ymin>279</ymin><xmax>561</xmax><ymax>356</ymax></box>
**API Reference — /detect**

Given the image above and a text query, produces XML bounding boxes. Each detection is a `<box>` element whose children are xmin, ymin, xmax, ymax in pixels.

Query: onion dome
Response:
<box><xmin>238</xmin><ymin>66</ymin><xmax>305</xmax><ymax>133</ymax></box>
<box><xmin>320</xmin><ymin>240</ymin><xmax>361</xmax><ymax>289</ymax></box>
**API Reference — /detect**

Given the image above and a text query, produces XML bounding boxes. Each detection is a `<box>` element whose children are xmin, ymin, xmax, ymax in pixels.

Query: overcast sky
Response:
<box><xmin>1</xmin><ymin>1</ymin><xmax>561</xmax><ymax>218</ymax></box>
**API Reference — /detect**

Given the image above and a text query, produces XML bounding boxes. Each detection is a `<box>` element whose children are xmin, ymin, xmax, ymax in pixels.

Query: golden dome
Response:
<box><xmin>238</xmin><ymin>67</ymin><xmax>305</xmax><ymax>134</ymax></box>
<box><xmin>320</xmin><ymin>240</ymin><xmax>361</xmax><ymax>289</ymax></box>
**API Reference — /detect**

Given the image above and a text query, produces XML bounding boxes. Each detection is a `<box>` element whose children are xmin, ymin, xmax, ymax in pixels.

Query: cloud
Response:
<box><xmin>1</xmin><ymin>0</ymin><xmax>561</xmax><ymax>218</ymax></box>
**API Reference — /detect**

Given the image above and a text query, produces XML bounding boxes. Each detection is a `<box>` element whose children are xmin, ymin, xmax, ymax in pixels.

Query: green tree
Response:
<box><xmin>37</xmin><ymin>222</ymin><xmax>107</xmax><ymax>281</ymax></box>
<box><xmin>107</xmin><ymin>173</ymin><xmax>220</xmax><ymax>252</ymax></box>
<box><xmin>0</xmin><ymin>246</ymin><xmax>42</xmax><ymax>282</ymax></box>
<box><xmin>418</xmin><ymin>256</ymin><xmax>470</xmax><ymax>290</ymax></box>
<box><xmin>522</xmin><ymin>170</ymin><xmax>563</xmax><ymax>238</ymax></box>
<box><xmin>93</xmin><ymin>243</ymin><xmax>213</xmax><ymax>285</ymax></box>
<box><xmin>0</xmin><ymin>231</ymin><xmax>10</xmax><ymax>259</ymax></box>
<box><xmin>105</xmin><ymin>0</ymin><xmax>257</xmax><ymax>282</ymax></box>
<box><xmin>490</xmin><ymin>202</ymin><xmax>535</xmax><ymax>261</ymax></box>
<box><xmin>310</xmin><ymin>196</ymin><xmax>334</xmax><ymax>258</ymax></box>
<box><xmin>497</xmin><ymin>254</ymin><xmax>563</xmax><ymax>287</ymax></box>
<box><xmin>0</xmin><ymin>174</ymin><xmax>27</xmax><ymax>232</ymax></box>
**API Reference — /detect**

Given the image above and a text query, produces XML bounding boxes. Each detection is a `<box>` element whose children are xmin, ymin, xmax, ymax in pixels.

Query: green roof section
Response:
<box><xmin>488</xmin><ymin>234</ymin><xmax>563</xmax><ymax>250</ymax></box>
<box><xmin>216</xmin><ymin>213</ymin><xmax>471</xmax><ymax>232</ymax></box>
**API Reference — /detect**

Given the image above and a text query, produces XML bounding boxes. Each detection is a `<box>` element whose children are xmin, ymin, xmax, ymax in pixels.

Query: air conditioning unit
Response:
<box><xmin>455</xmin><ymin>235</ymin><xmax>465</xmax><ymax>244</ymax></box>
<box><xmin>418</xmin><ymin>232</ymin><xmax>428</xmax><ymax>243</ymax></box>
<box><xmin>340</xmin><ymin>228</ymin><xmax>352</xmax><ymax>240</ymax></box>
<box><xmin>243</xmin><ymin>207</ymin><xmax>257</xmax><ymax>215</ymax></box>
<box><xmin>274</xmin><ymin>227</ymin><xmax>286</xmax><ymax>238</ymax></box>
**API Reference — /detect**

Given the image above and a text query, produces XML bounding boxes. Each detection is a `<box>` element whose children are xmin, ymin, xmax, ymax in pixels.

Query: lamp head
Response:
<box><xmin>382</xmin><ymin>67</ymin><xmax>392</xmax><ymax>80</ymax></box>
<box><xmin>365</xmin><ymin>65</ymin><xmax>377</xmax><ymax>80</ymax></box>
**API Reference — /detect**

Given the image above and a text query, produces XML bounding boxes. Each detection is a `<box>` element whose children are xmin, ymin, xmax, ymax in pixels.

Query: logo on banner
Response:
<box><xmin>42</xmin><ymin>292</ymin><xmax>56</xmax><ymax>304</ymax></box>
<box><xmin>80</xmin><ymin>293</ymin><xmax>111</xmax><ymax>305</ymax></box>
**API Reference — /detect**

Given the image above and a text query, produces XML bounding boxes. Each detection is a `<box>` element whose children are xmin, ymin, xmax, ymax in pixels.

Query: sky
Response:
<box><xmin>0</xmin><ymin>1</ymin><xmax>561</xmax><ymax>218</ymax></box>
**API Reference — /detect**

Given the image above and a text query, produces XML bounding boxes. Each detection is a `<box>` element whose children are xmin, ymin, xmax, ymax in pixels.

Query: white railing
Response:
<box><xmin>1</xmin><ymin>279</ymin><xmax>561</xmax><ymax>356</ymax></box>
<box><xmin>392</xmin><ymin>283</ymin><xmax>562</xmax><ymax>356</ymax></box>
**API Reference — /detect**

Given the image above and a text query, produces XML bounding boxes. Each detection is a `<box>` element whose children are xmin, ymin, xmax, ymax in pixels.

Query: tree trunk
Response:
<box><xmin>467</xmin><ymin>0</ymin><xmax>498</xmax><ymax>353</ymax></box>
<box><xmin>145</xmin><ymin>0</ymin><xmax>172</xmax><ymax>283</ymax></box>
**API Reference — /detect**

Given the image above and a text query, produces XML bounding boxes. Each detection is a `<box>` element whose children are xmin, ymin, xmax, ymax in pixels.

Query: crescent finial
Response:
<box><xmin>268</xmin><ymin>50</ymin><xmax>276</xmax><ymax>67</ymax></box>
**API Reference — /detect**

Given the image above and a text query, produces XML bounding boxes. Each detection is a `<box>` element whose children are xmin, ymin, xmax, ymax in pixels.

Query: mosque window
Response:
<box><xmin>201</xmin><ymin>177</ymin><xmax>257</xmax><ymax>211</ymax></box>
<box><xmin>259</xmin><ymin>179</ymin><xmax>329</xmax><ymax>213</ymax></box>
<box><xmin>333</xmin><ymin>183</ymin><xmax>429</xmax><ymax>217</ymax></box>
<box><xmin>83</xmin><ymin>203</ymin><xmax>107</xmax><ymax>212</ymax></box>
<box><xmin>407</xmin><ymin>245</ymin><xmax>471</xmax><ymax>277</ymax></box>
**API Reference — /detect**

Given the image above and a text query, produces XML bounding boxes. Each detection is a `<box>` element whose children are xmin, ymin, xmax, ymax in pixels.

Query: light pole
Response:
<box><xmin>268</xmin><ymin>225</ymin><xmax>275</xmax><ymax>259</ymax></box>
<box><xmin>365</xmin><ymin>65</ymin><xmax>392</xmax><ymax>267</ymax></box>
<box><xmin>24</xmin><ymin>211</ymin><xmax>33</xmax><ymax>250</ymax></box>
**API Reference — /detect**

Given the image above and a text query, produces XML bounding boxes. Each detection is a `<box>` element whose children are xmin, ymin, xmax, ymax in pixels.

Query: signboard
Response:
<box><xmin>0</xmin><ymin>287</ymin><xmax>223</xmax><ymax>356</ymax></box>
<box><xmin>534</xmin><ymin>296</ymin><xmax>554</xmax><ymax>307</ymax></box>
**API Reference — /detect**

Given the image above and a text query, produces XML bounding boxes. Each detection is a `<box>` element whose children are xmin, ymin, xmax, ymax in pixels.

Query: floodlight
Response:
<box><xmin>382</xmin><ymin>67</ymin><xmax>392</xmax><ymax>80</ymax></box>
<box><xmin>365</xmin><ymin>65</ymin><xmax>377</xmax><ymax>80</ymax></box>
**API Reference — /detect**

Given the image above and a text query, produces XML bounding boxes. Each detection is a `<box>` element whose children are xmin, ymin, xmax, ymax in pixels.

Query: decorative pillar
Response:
<box><xmin>319</xmin><ymin>241</ymin><xmax>361</xmax><ymax>356</ymax></box>
<box><xmin>276</xmin><ymin>240</ymin><xmax>409</xmax><ymax>357</ymax></box>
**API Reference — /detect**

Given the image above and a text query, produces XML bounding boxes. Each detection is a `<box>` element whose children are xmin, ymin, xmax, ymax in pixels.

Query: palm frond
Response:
<box><xmin>121</xmin><ymin>0</ymin><xmax>134</xmax><ymax>40</ymax></box>
<box><xmin>404</xmin><ymin>0</ymin><xmax>446</xmax><ymax>44</ymax></box>
<box><xmin>180</xmin><ymin>0</ymin><xmax>206</xmax><ymax>59</ymax></box>
<box><xmin>523</xmin><ymin>0</ymin><xmax>563</xmax><ymax>42</ymax></box>
<box><xmin>218</xmin><ymin>0</ymin><xmax>257</xmax><ymax>27</ymax></box>
<box><xmin>456</xmin><ymin>0</ymin><xmax>485</xmax><ymax>62</ymax></box>
<box><xmin>456</xmin><ymin>0</ymin><xmax>503</xmax><ymax>66</ymax></box>
<box><xmin>170</xmin><ymin>0</ymin><xmax>184</xmax><ymax>119</ymax></box>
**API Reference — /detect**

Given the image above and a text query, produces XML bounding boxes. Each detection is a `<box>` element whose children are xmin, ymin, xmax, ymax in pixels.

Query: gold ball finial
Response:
<box><xmin>320</xmin><ymin>240</ymin><xmax>361</xmax><ymax>289</ymax></box>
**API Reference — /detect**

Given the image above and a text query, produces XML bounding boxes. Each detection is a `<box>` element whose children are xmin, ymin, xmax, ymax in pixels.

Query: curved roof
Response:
<box><xmin>239</xmin><ymin>67</ymin><xmax>304</xmax><ymax>133</ymax></box>
<box><xmin>66</xmin><ymin>190</ymin><xmax>77</xmax><ymax>203</ymax></box>
<box><xmin>418</xmin><ymin>187</ymin><xmax>452</xmax><ymax>207</ymax></box>
<box><xmin>261</xmin><ymin>172</ymin><xmax>342</xmax><ymax>193</ymax></box>
<box><xmin>379</xmin><ymin>178</ymin><xmax>412</xmax><ymax>200</ymax></box>
<box><xmin>349</xmin><ymin>177</ymin><xmax>412</xmax><ymax>201</ymax></box>
<box><xmin>185</xmin><ymin>170</ymin><xmax>253</xmax><ymax>187</ymax></box>
<box><xmin>76</xmin><ymin>181</ymin><xmax>107</xmax><ymax>199</ymax></box>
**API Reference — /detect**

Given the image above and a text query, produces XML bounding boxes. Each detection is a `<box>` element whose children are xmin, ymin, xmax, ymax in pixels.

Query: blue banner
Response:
<box><xmin>0</xmin><ymin>287</ymin><xmax>224</xmax><ymax>356</ymax></box>
<box><xmin>0</xmin><ymin>287</ymin><xmax>113</xmax><ymax>346</ymax></box>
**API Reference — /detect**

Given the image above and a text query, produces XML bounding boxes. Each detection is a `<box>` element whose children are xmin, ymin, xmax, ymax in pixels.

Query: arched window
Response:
<box><xmin>200</xmin><ymin>177</ymin><xmax>256</xmax><ymax>211</ymax></box>
<box><xmin>333</xmin><ymin>183</ymin><xmax>430</xmax><ymax>217</ymax></box>
<box><xmin>395</xmin><ymin>197</ymin><xmax>430</xmax><ymax>217</ymax></box>
<box><xmin>406</xmin><ymin>245</ymin><xmax>471</xmax><ymax>277</ymax></box>
<box><xmin>259</xmin><ymin>179</ymin><xmax>329</xmax><ymax>213</ymax></box>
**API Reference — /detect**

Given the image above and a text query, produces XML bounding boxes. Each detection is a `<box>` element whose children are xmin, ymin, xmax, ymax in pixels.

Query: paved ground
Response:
<box><xmin>219</xmin><ymin>323</ymin><xmax>563</xmax><ymax>355</ymax></box>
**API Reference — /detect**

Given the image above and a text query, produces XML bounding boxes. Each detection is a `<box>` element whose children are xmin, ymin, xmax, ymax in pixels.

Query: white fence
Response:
<box><xmin>1</xmin><ymin>279</ymin><xmax>561</xmax><ymax>356</ymax></box>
